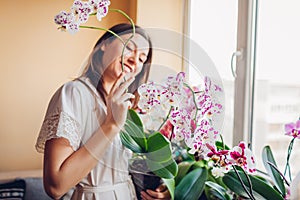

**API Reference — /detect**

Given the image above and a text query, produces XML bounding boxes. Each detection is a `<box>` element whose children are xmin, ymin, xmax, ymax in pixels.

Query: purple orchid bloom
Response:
<box><xmin>285</xmin><ymin>120</ymin><xmax>300</xmax><ymax>139</ymax></box>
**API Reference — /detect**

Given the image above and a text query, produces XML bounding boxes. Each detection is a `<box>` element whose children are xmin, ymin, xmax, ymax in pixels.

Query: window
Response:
<box><xmin>188</xmin><ymin>0</ymin><xmax>300</xmax><ymax>177</ymax></box>
<box><xmin>188</xmin><ymin>0</ymin><xmax>238</xmax><ymax>147</ymax></box>
<box><xmin>253</xmin><ymin>0</ymin><xmax>300</xmax><ymax>175</ymax></box>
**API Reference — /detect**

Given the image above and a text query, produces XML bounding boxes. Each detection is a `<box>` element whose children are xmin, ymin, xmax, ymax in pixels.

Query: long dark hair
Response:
<box><xmin>81</xmin><ymin>23</ymin><xmax>153</xmax><ymax>104</ymax></box>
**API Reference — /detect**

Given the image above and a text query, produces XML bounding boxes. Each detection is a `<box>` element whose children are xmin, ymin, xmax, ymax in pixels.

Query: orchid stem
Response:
<box><xmin>109</xmin><ymin>8</ymin><xmax>135</xmax><ymax>83</ymax></box>
<box><xmin>284</xmin><ymin>138</ymin><xmax>295</xmax><ymax>182</ymax></box>
<box><xmin>157</xmin><ymin>106</ymin><xmax>173</xmax><ymax>132</ymax></box>
<box><xmin>232</xmin><ymin>166</ymin><xmax>255</xmax><ymax>200</ymax></box>
<box><xmin>219</xmin><ymin>134</ymin><xmax>225</xmax><ymax>150</ymax></box>
<box><xmin>79</xmin><ymin>26</ymin><xmax>124</xmax><ymax>44</ymax></box>
<box><xmin>183</xmin><ymin>83</ymin><xmax>199</xmax><ymax>121</ymax></box>
<box><xmin>267</xmin><ymin>161</ymin><xmax>290</xmax><ymax>186</ymax></box>
<box><xmin>241</xmin><ymin>167</ymin><xmax>254</xmax><ymax>198</ymax></box>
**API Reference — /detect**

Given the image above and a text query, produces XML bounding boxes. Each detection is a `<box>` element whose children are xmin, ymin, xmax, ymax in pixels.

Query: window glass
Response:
<box><xmin>253</xmin><ymin>0</ymin><xmax>300</xmax><ymax>176</ymax></box>
<box><xmin>189</xmin><ymin>0</ymin><xmax>238</xmax><ymax>147</ymax></box>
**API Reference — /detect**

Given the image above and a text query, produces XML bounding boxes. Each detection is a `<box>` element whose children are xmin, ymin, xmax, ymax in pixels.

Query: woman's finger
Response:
<box><xmin>119</xmin><ymin>93</ymin><xmax>135</xmax><ymax>102</ymax></box>
<box><xmin>110</xmin><ymin>72</ymin><xmax>134</xmax><ymax>94</ymax></box>
<box><xmin>125</xmin><ymin>100</ymin><xmax>133</xmax><ymax>109</ymax></box>
<box><xmin>141</xmin><ymin>190</ymin><xmax>170</xmax><ymax>200</ymax></box>
<box><xmin>141</xmin><ymin>191</ymin><xmax>153</xmax><ymax>200</ymax></box>
<box><xmin>145</xmin><ymin>189</ymin><xmax>170</xmax><ymax>199</ymax></box>
<box><xmin>113</xmin><ymin>76</ymin><xmax>135</xmax><ymax>97</ymax></box>
<box><xmin>155</xmin><ymin>184</ymin><xmax>167</xmax><ymax>192</ymax></box>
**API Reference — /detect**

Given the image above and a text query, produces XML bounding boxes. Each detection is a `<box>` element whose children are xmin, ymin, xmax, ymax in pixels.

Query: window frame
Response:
<box><xmin>184</xmin><ymin>0</ymin><xmax>259</xmax><ymax>147</ymax></box>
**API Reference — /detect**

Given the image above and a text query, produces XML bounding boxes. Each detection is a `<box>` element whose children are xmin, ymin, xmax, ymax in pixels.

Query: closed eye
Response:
<box><xmin>126</xmin><ymin>45</ymin><xmax>134</xmax><ymax>52</ymax></box>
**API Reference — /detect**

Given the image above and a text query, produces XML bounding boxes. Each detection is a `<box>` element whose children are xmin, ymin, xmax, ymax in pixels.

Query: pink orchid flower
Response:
<box><xmin>54</xmin><ymin>11</ymin><xmax>79</xmax><ymax>34</ymax></box>
<box><xmin>285</xmin><ymin>120</ymin><xmax>300</xmax><ymax>139</ymax></box>
<box><xmin>230</xmin><ymin>142</ymin><xmax>256</xmax><ymax>173</ymax></box>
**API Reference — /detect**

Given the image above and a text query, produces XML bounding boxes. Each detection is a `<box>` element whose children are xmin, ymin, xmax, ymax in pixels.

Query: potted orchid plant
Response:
<box><xmin>120</xmin><ymin>71</ymin><xmax>258</xmax><ymax>200</ymax></box>
<box><xmin>119</xmin><ymin>72</ymin><xmax>219</xmax><ymax>198</ymax></box>
<box><xmin>122</xmin><ymin>71</ymin><xmax>300</xmax><ymax>200</ymax></box>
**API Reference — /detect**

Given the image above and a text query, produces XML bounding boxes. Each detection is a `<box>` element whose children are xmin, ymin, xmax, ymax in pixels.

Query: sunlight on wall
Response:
<box><xmin>0</xmin><ymin>0</ymin><xmax>135</xmax><ymax>171</ymax></box>
<box><xmin>137</xmin><ymin>0</ymin><xmax>184</xmax><ymax>75</ymax></box>
<box><xmin>0</xmin><ymin>0</ymin><xmax>184</xmax><ymax>172</ymax></box>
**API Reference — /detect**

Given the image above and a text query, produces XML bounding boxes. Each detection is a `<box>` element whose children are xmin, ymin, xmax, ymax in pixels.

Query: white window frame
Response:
<box><xmin>183</xmin><ymin>0</ymin><xmax>258</xmax><ymax>147</ymax></box>
<box><xmin>233</xmin><ymin>0</ymin><xmax>258</xmax><ymax>147</ymax></box>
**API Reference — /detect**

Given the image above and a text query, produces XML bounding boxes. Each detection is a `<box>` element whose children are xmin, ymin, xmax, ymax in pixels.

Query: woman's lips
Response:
<box><xmin>121</xmin><ymin>62</ymin><xmax>133</xmax><ymax>73</ymax></box>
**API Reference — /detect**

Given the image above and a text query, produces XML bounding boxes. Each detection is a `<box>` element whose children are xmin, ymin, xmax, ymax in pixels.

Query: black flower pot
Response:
<box><xmin>129</xmin><ymin>159</ymin><xmax>163</xmax><ymax>200</ymax></box>
<box><xmin>199</xmin><ymin>192</ymin><xmax>208</xmax><ymax>200</ymax></box>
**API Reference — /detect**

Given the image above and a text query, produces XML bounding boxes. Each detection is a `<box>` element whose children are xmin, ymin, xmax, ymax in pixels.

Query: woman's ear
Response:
<box><xmin>99</xmin><ymin>39</ymin><xmax>111</xmax><ymax>51</ymax></box>
<box><xmin>100</xmin><ymin>42</ymin><xmax>106</xmax><ymax>51</ymax></box>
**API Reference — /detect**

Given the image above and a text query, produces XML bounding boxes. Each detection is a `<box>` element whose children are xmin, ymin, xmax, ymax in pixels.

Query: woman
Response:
<box><xmin>36</xmin><ymin>23</ymin><xmax>170</xmax><ymax>200</ymax></box>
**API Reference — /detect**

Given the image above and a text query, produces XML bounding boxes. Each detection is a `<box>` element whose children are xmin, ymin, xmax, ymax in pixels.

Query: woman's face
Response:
<box><xmin>101</xmin><ymin>33</ymin><xmax>150</xmax><ymax>82</ymax></box>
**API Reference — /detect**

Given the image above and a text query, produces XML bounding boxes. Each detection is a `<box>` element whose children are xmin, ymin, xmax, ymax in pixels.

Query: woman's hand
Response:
<box><xmin>104</xmin><ymin>72</ymin><xmax>135</xmax><ymax>130</ymax></box>
<box><xmin>140</xmin><ymin>184</ymin><xmax>171</xmax><ymax>200</ymax></box>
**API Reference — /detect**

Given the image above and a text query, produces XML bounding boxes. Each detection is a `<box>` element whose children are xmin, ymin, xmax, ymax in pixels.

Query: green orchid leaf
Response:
<box><xmin>262</xmin><ymin>145</ymin><xmax>286</xmax><ymax>196</ymax></box>
<box><xmin>174</xmin><ymin>161</ymin><xmax>206</xmax><ymax>187</ymax></box>
<box><xmin>222</xmin><ymin>174</ymin><xmax>249</xmax><ymax>198</ymax></box>
<box><xmin>127</xmin><ymin>109</ymin><xmax>144</xmax><ymax>132</ymax></box>
<box><xmin>146</xmin><ymin>158</ymin><xmax>178</xmax><ymax>179</ymax></box>
<box><xmin>146</xmin><ymin>132</ymin><xmax>172</xmax><ymax>162</ymax></box>
<box><xmin>162</xmin><ymin>178</ymin><xmax>175</xmax><ymax>200</ymax></box>
<box><xmin>123</xmin><ymin>119</ymin><xmax>147</xmax><ymax>151</ymax></box>
<box><xmin>215</xmin><ymin>141</ymin><xmax>230</xmax><ymax>150</ymax></box>
<box><xmin>222</xmin><ymin>170</ymin><xmax>284</xmax><ymax>200</ymax></box>
<box><xmin>120</xmin><ymin>130</ymin><xmax>143</xmax><ymax>153</ymax></box>
<box><xmin>174</xmin><ymin>161</ymin><xmax>195</xmax><ymax>186</ymax></box>
<box><xmin>174</xmin><ymin>167</ymin><xmax>208</xmax><ymax>200</ymax></box>
<box><xmin>191</xmin><ymin>160</ymin><xmax>206</xmax><ymax>169</ymax></box>
<box><xmin>205</xmin><ymin>181</ymin><xmax>231</xmax><ymax>200</ymax></box>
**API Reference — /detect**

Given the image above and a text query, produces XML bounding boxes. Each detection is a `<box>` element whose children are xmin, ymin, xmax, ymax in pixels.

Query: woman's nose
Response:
<box><xmin>127</xmin><ymin>53</ymin><xmax>139</xmax><ymax>68</ymax></box>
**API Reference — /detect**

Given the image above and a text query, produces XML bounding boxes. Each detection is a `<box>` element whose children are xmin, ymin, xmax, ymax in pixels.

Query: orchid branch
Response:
<box><xmin>267</xmin><ymin>161</ymin><xmax>290</xmax><ymax>186</ymax></box>
<box><xmin>284</xmin><ymin>137</ymin><xmax>295</xmax><ymax>182</ymax></box>
<box><xmin>79</xmin><ymin>25</ymin><xmax>124</xmax><ymax>43</ymax></box>
<box><xmin>183</xmin><ymin>83</ymin><xmax>199</xmax><ymax>121</ymax></box>
<box><xmin>240</xmin><ymin>166</ymin><xmax>254</xmax><ymax>198</ymax></box>
<box><xmin>232</xmin><ymin>165</ymin><xmax>255</xmax><ymax>200</ymax></box>
<box><xmin>109</xmin><ymin>9</ymin><xmax>135</xmax><ymax>76</ymax></box>
<box><xmin>219</xmin><ymin>134</ymin><xmax>225</xmax><ymax>150</ymax></box>
<box><xmin>157</xmin><ymin>106</ymin><xmax>174</xmax><ymax>133</ymax></box>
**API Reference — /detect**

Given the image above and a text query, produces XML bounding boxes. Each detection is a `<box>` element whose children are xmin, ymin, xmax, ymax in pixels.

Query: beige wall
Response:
<box><xmin>136</xmin><ymin>0</ymin><xmax>183</xmax><ymax>31</ymax></box>
<box><xmin>136</xmin><ymin>0</ymin><xmax>185</xmax><ymax>75</ymax></box>
<box><xmin>0</xmin><ymin>0</ymin><xmax>136</xmax><ymax>172</ymax></box>
<box><xmin>0</xmin><ymin>0</ymin><xmax>185</xmax><ymax>172</ymax></box>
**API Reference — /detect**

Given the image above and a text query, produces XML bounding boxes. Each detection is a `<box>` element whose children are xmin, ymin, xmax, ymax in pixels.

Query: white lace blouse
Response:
<box><xmin>35</xmin><ymin>77</ymin><xmax>136</xmax><ymax>200</ymax></box>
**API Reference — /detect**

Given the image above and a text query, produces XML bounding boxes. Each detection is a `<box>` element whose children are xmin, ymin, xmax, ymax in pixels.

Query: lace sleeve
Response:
<box><xmin>35</xmin><ymin>110</ymin><xmax>82</xmax><ymax>153</ymax></box>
